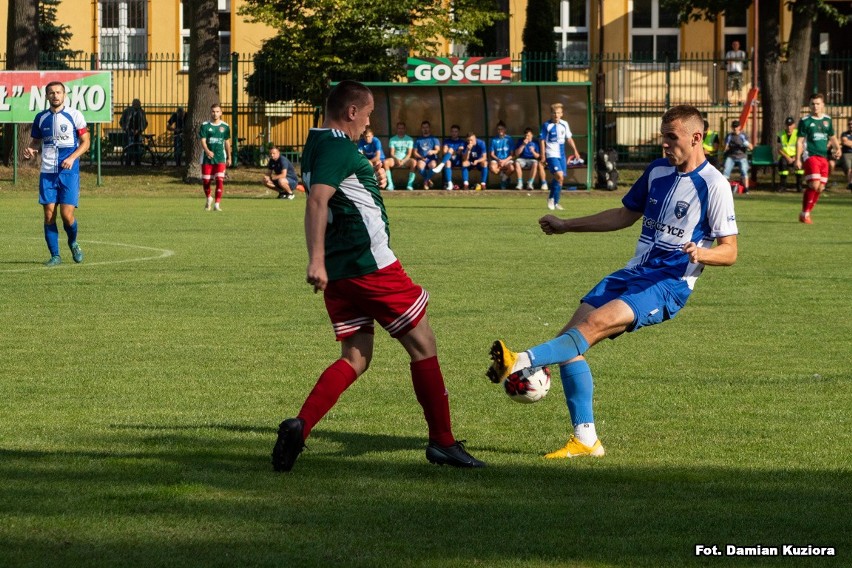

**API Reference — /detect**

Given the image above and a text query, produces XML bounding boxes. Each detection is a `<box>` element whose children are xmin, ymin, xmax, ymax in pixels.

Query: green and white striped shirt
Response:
<box><xmin>301</xmin><ymin>128</ymin><xmax>396</xmax><ymax>281</ymax></box>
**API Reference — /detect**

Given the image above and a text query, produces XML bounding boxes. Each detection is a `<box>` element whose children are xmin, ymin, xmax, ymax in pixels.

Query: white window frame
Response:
<box><xmin>722</xmin><ymin>15</ymin><xmax>748</xmax><ymax>57</ymax></box>
<box><xmin>554</xmin><ymin>0</ymin><xmax>589</xmax><ymax>68</ymax></box>
<box><xmin>629</xmin><ymin>0</ymin><xmax>680</xmax><ymax>67</ymax></box>
<box><xmin>180</xmin><ymin>0</ymin><xmax>232</xmax><ymax>72</ymax></box>
<box><xmin>98</xmin><ymin>0</ymin><xmax>148</xmax><ymax>69</ymax></box>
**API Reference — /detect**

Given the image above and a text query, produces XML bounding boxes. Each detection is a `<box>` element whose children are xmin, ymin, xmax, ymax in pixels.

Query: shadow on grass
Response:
<box><xmin>0</xmin><ymin>427</ymin><xmax>848</xmax><ymax>567</ymax></box>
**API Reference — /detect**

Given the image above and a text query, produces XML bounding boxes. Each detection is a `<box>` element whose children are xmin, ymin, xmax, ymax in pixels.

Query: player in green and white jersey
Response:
<box><xmin>198</xmin><ymin>103</ymin><xmax>231</xmax><ymax>211</ymax></box>
<box><xmin>271</xmin><ymin>80</ymin><xmax>484</xmax><ymax>472</ymax></box>
<box><xmin>795</xmin><ymin>93</ymin><xmax>840</xmax><ymax>223</ymax></box>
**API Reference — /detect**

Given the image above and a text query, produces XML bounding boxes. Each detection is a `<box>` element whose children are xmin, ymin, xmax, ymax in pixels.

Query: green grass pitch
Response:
<box><xmin>1</xmin><ymin>170</ymin><xmax>850</xmax><ymax>567</ymax></box>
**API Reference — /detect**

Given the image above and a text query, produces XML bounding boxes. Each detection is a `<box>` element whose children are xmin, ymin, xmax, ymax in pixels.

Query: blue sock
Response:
<box><xmin>462</xmin><ymin>168</ymin><xmax>469</xmax><ymax>184</ymax></box>
<box><xmin>44</xmin><ymin>223</ymin><xmax>60</xmax><ymax>256</ymax></box>
<box><xmin>560</xmin><ymin>359</ymin><xmax>595</xmax><ymax>426</ymax></box>
<box><xmin>444</xmin><ymin>167</ymin><xmax>452</xmax><ymax>184</ymax></box>
<box><xmin>528</xmin><ymin>328</ymin><xmax>589</xmax><ymax>367</ymax></box>
<box><xmin>550</xmin><ymin>178</ymin><xmax>562</xmax><ymax>202</ymax></box>
<box><xmin>64</xmin><ymin>220</ymin><xmax>78</xmax><ymax>246</ymax></box>
<box><xmin>481</xmin><ymin>167</ymin><xmax>488</xmax><ymax>185</ymax></box>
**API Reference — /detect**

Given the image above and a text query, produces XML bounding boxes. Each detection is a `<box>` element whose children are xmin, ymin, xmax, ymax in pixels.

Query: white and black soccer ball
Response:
<box><xmin>503</xmin><ymin>366</ymin><xmax>551</xmax><ymax>404</ymax></box>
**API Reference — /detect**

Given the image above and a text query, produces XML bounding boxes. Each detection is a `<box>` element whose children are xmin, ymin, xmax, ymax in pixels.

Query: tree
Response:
<box><xmin>239</xmin><ymin>0</ymin><xmax>505</xmax><ymax>108</ymax></box>
<box><xmin>183</xmin><ymin>0</ymin><xmax>223</xmax><ymax>182</ymax></box>
<box><xmin>521</xmin><ymin>0</ymin><xmax>557</xmax><ymax>81</ymax></box>
<box><xmin>3</xmin><ymin>0</ymin><xmax>39</xmax><ymax>166</ymax></box>
<box><xmin>665</xmin><ymin>0</ymin><xmax>846</xmax><ymax>146</ymax></box>
<box><xmin>39</xmin><ymin>0</ymin><xmax>82</xmax><ymax>69</ymax></box>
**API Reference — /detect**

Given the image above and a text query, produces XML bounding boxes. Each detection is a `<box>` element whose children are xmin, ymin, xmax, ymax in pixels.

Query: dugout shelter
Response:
<box><xmin>362</xmin><ymin>82</ymin><xmax>592</xmax><ymax>189</ymax></box>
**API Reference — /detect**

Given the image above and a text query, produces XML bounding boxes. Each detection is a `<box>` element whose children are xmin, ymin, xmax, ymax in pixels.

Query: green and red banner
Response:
<box><xmin>0</xmin><ymin>71</ymin><xmax>113</xmax><ymax>123</ymax></box>
<box><xmin>407</xmin><ymin>57</ymin><xmax>511</xmax><ymax>84</ymax></box>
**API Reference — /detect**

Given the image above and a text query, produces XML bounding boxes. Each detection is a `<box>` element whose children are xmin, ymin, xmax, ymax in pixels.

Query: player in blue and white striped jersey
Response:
<box><xmin>539</xmin><ymin>103</ymin><xmax>581</xmax><ymax>210</ymax></box>
<box><xmin>488</xmin><ymin>105</ymin><xmax>738</xmax><ymax>459</ymax></box>
<box><xmin>24</xmin><ymin>81</ymin><xmax>90</xmax><ymax>266</ymax></box>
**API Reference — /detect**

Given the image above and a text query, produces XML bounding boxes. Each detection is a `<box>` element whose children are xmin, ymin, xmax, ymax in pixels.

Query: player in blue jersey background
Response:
<box><xmin>357</xmin><ymin>127</ymin><xmax>385</xmax><ymax>168</ymax></box>
<box><xmin>540</xmin><ymin>103</ymin><xmax>582</xmax><ymax>210</ymax></box>
<box><xmin>462</xmin><ymin>132</ymin><xmax>488</xmax><ymax>190</ymax></box>
<box><xmin>437</xmin><ymin>124</ymin><xmax>466</xmax><ymax>190</ymax></box>
<box><xmin>24</xmin><ymin>81</ymin><xmax>91</xmax><ymax>266</ymax></box>
<box><xmin>413</xmin><ymin>120</ymin><xmax>442</xmax><ymax>189</ymax></box>
<box><xmin>488</xmin><ymin>121</ymin><xmax>516</xmax><ymax>188</ymax></box>
<box><xmin>488</xmin><ymin>105</ymin><xmax>738</xmax><ymax>459</ymax></box>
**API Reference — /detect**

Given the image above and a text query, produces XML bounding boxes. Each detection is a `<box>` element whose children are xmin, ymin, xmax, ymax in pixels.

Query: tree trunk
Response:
<box><xmin>759</xmin><ymin>0</ymin><xmax>818</xmax><ymax>148</ymax></box>
<box><xmin>3</xmin><ymin>0</ymin><xmax>39</xmax><ymax>167</ymax></box>
<box><xmin>183</xmin><ymin>0</ymin><xmax>221</xmax><ymax>183</ymax></box>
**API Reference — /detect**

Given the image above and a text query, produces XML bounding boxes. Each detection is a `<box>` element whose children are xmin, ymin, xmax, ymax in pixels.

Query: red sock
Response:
<box><xmin>203</xmin><ymin>182</ymin><xmax>211</xmax><ymax>198</ymax></box>
<box><xmin>297</xmin><ymin>359</ymin><xmax>358</xmax><ymax>439</ymax></box>
<box><xmin>215</xmin><ymin>178</ymin><xmax>224</xmax><ymax>202</ymax></box>
<box><xmin>802</xmin><ymin>188</ymin><xmax>819</xmax><ymax>213</ymax></box>
<box><xmin>411</xmin><ymin>356</ymin><xmax>455</xmax><ymax>446</ymax></box>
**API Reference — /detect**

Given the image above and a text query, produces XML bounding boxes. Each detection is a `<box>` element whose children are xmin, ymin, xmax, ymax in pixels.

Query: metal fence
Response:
<box><xmin>1</xmin><ymin>52</ymin><xmax>318</xmax><ymax>166</ymax></box>
<box><xmin>4</xmin><ymin>51</ymin><xmax>852</xmax><ymax>164</ymax></box>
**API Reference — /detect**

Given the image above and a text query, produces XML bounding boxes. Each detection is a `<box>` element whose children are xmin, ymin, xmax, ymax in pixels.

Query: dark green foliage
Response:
<box><xmin>521</xmin><ymin>0</ymin><xmax>557</xmax><ymax>81</ymax></box>
<box><xmin>240</xmin><ymin>0</ymin><xmax>505</xmax><ymax>106</ymax></box>
<box><xmin>39</xmin><ymin>0</ymin><xmax>82</xmax><ymax>69</ymax></box>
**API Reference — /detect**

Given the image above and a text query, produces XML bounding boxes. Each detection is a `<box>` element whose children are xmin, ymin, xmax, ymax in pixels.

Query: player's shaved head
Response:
<box><xmin>326</xmin><ymin>80</ymin><xmax>373</xmax><ymax>120</ymax></box>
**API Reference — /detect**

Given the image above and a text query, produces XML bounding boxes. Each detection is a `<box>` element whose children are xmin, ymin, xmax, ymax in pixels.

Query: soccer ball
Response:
<box><xmin>503</xmin><ymin>366</ymin><xmax>551</xmax><ymax>404</ymax></box>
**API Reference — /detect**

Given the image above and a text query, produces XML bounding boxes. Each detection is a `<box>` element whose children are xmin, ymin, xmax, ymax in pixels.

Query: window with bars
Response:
<box><xmin>630</xmin><ymin>0</ymin><xmax>680</xmax><ymax>64</ymax></box>
<box><xmin>98</xmin><ymin>0</ymin><xmax>147</xmax><ymax>68</ymax></box>
<box><xmin>552</xmin><ymin>0</ymin><xmax>589</xmax><ymax>67</ymax></box>
<box><xmin>180</xmin><ymin>0</ymin><xmax>232</xmax><ymax>71</ymax></box>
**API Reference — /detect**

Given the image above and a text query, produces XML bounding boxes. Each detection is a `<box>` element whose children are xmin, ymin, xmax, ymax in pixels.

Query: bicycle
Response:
<box><xmin>120</xmin><ymin>133</ymin><xmax>176</xmax><ymax>167</ymax></box>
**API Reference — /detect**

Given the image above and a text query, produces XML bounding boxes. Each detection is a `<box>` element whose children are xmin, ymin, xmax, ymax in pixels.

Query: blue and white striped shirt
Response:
<box><xmin>622</xmin><ymin>158</ymin><xmax>738</xmax><ymax>289</ymax></box>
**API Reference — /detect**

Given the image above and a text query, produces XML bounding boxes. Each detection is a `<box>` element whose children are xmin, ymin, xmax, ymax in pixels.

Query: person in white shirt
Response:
<box><xmin>725</xmin><ymin>40</ymin><xmax>747</xmax><ymax>105</ymax></box>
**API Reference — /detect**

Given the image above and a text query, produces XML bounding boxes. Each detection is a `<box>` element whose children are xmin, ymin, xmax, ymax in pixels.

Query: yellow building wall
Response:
<box><xmin>51</xmin><ymin>1</ymin><xmax>276</xmax><ymax>55</ymax></box>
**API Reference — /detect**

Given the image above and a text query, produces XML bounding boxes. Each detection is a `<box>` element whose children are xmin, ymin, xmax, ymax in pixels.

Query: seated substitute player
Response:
<box><xmin>462</xmin><ymin>132</ymin><xmax>488</xmax><ymax>190</ymax></box>
<box><xmin>384</xmin><ymin>121</ymin><xmax>417</xmax><ymax>190</ymax></box>
<box><xmin>413</xmin><ymin>120</ymin><xmax>442</xmax><ymax>189</ymax></box>
<box><xmin>487</xmin><ymin>105</ymin><xmax>738</xmax><ymax>459</ymax></box>
<box><xmin>436</xmin><ymin>124</ymin><xmax>466</xmax><ymax>190</ymax></box>
<box><xmin>514</xmin><ymin>127</ymin><xmax>542</xmax><ymax>190</ymax></box>
<box><xmin>489</xmin><ymin>121</ymin><xmax>516</xmax><ymax>189</ymax></box>
<box><xmin>272</xmin><ymin>80</ymin><xmax>484</xmax><ymax>472</ymax></box>
<box><xmin>263</xmin><ymin>146</ymin><xmax>304</xmax><ymax>199</ymax></box>
<box><xmin>357</xmin><ymin>127</ymin><xmax>385</xmax><ymax>168</ymax></box>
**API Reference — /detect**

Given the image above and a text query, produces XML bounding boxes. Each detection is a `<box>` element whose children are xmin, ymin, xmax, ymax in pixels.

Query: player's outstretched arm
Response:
<box><xmin>539</xmin><ymin>206</ymin><xmax>642</xmax><ymax>235</ymax></box>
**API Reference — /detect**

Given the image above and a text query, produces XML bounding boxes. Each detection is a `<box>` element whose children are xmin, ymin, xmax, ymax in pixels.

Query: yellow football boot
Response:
<box><xmin>544</xmin><ymin>435</ymin><xmax>605</xmax><ymax>459</ymax></box>
<box><xmin>486</xmin><ymin>340</ymin><xmax>519</xmax><ymax>384</ymax></box>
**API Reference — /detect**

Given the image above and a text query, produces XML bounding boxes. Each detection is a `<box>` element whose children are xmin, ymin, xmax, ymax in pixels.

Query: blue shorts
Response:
<box><xmin>39</xmin><ymin>171</ymin><xmax>80</xmax><ymax>207</ymax></box>
<box><xmin>581</xmin><ymin>266</ymin><xmax>692</xmax><ymax>334</ymax></box>
<box><xmin>546</xmin><ymin>157</ymin><xmax>565</xmax><ymax>174</ymax></box>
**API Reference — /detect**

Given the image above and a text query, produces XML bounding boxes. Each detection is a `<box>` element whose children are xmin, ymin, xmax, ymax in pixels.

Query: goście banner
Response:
<box><xmin>407</xmin><ymin>57</ymin><xmax>511</xmax><ymax>84</ymax></box>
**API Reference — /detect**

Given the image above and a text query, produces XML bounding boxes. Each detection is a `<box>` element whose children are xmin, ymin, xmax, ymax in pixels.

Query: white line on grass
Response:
<box><xmin>1</xmin><ymin>239</ymin><xmax>175</xmax><ymax>273</ymax></box>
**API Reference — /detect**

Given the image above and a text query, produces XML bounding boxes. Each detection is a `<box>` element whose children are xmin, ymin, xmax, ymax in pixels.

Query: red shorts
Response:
<box><xmin>803</xmin><ymin>155</ymin><xmax>829</xmax><ymax>185</ymax></box>
<box><xmin>324</xmin><ymin>261</ymin><xmax>429</xmax><ymax>340</ymax></box>
<box><xmin>201</xmin><ymin>163</ymin><xmax>227</xmax><ymax>179</ymax></box>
